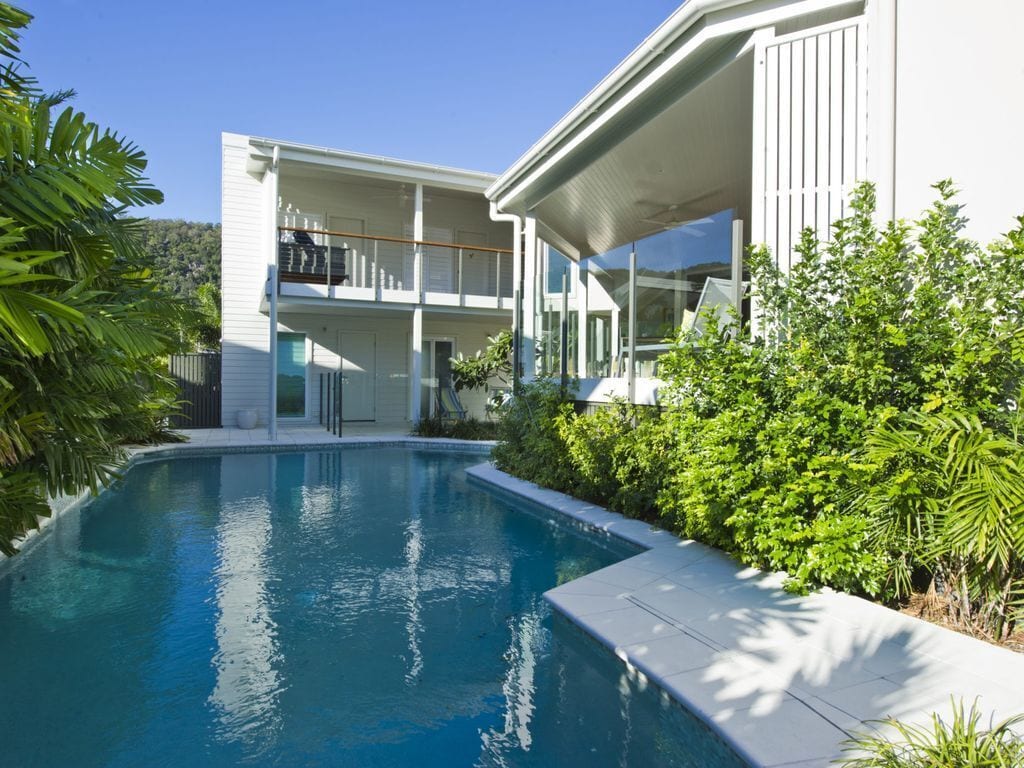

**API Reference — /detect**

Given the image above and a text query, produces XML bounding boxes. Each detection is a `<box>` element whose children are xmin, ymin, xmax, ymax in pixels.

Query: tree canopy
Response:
<box><xmin>0</xmin><ymin>3</ymin><xmax>188</xmax><ymax>553</ymax></box>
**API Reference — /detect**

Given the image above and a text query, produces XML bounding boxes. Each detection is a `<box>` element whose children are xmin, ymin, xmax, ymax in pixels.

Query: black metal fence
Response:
<box><xmin>319</xmin><ymin>372</ymin><xmax>344</xmax><ymax>436</ymax></box>
<box><xmin>169</xmin><ymin>352</ymin><xmax>221</xmax><ymax>428</ymax></box>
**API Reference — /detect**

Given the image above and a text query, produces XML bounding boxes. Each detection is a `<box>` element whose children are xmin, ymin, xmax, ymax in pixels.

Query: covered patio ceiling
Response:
<box><xmin>535</xmin><ymin>50</ymin><xmax>753</xmax><ymax>259</ymax></box>
<box><xmin>489</xmin><ymin>0</ymin><xmax>864</xmax><ymax>260</ymax></box>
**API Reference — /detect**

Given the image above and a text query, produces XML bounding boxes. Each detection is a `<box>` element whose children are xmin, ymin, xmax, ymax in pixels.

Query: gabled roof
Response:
<box><xmin>488</xmin><ymin>0</ymin><xmax>862</xmax><ymax>257</ymax></box>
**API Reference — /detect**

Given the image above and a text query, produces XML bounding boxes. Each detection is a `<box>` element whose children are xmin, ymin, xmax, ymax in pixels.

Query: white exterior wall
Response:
<box><xmin>893</xmin><ymin>0</ymin><xmax>1024</xmax><ymax>244</ymax></box>
<box><xmin>221</xmin><ymin>134</ymin><xmax>512</xmax><ymax>427</ymax></box>
<box><xmin>221</xmin><ymin>133</ymin><xmax>271</xmax><ymax>426</ymax></box>
<box><xmin>753</xmin><ymin>0</ymin><xmax>1024</xmax><ymax>261</ymax></box>
<box><xmin>275</xmin><ymin>312</ymin><xmax>505</xmax><ymax>423</ymax></box>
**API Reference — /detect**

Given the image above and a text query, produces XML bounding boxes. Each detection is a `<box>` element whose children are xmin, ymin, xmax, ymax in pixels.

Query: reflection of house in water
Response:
<box><xmin>208</xmin><ymin>454</ymin><xmax>282</xmax><ymax>744</ymax></box>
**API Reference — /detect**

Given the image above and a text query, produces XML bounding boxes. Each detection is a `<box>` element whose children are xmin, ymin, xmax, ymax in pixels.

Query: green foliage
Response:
<box><xmin>136</xmin><ymin>219</ymin><xmax>221</xmax><ymax>350</ymax></box>
<box><xmin>850</xmin><ymin>411</ymin><xmax>1024</xmax><ymax>639</ymax></box>
<box><xmin>0</xmin><ymin>5</ymin><xmax>187</xmax><ymax>554</ymax></box>
<box><xmin>654</xmin><ymin>181</ymin><xmax>1024</xmax><ymax>617</ymax></box>
<box><xmin>451</xmin><ymin>329</ymin><xmax>512</xmax><ymax>394</ymax></box>
<box><xmin>494</xmin><ymin>181</ymin><xmax>1024</xmax><ymax>641</ymax></box>
<box><xmin>412</xmin><ymin>416</ymin><xmax>499</xmax><ymax>441</ymax></box>
<box><xmin>836</xmin><ymin>699</ymin><xmax>1024</xmax><ymax>767</ymax></box>
<box><xmin>492</xmin><ymin>378</ymin><xmax>576</xmax><ymax>493</ymax></box>
<box><xmin>557</xmin><ymin>401</ymin><xmax>668</xmax><ymax>520</ymax></box>
<box><xmin>137</xmin><ymin>219</ymin><xmax>220</xmax><ymax>299</ymax></box>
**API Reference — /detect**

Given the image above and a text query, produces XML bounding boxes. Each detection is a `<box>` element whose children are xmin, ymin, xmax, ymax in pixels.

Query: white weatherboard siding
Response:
<box><xmin>270</xmin><ymin>312</ymin><xmax>506</xmax><ymax>424</ymax></box>
<box><xmin>893</xmin><ymin>0</ymin><xmax>1024</xmax><ymax>244</ymax></box>
<box><xmin>221</xmin><ymin>133</ymin><xmax>271</xmax><ymax>427</ymax></box>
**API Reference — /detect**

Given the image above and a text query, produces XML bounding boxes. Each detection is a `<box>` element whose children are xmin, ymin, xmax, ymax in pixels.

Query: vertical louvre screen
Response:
<box><xmin>755</xmin><ymin>21</ymin><xmax>866</xmax><ymax>273</ymax></box>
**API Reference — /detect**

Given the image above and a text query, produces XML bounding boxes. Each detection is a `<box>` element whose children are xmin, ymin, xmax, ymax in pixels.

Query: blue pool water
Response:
<box><xmin>0</xmin><ymin>447</ymin><xmax>745</xmax><ymax>767</ymax></box>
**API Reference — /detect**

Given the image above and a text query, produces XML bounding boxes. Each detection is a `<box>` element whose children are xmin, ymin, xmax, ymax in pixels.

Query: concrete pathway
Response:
<box><xmin>466</xmin><ymin>463</ymin><xmax>1024</xmax><ymax>768</ymax></box>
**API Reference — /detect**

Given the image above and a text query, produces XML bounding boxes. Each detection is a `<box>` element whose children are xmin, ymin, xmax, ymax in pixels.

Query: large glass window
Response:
<box><xmin>277</xmin><ymin>332</ymin><xmax>306</xmax><ymax>417</ymax></box>
<box><xmin>582</xmin><ymin>243</ymin><xmax>631</xmax><ymax>378</ymax></box>
<box><xmin>537</xmin><ymin>248</ymin><xmax>577</xmax><ymax>377</ymax></box>
<box><xmin>633</xmin><ymin>208</ymin><xmax>735</xmax><ymax>376</ymax></box>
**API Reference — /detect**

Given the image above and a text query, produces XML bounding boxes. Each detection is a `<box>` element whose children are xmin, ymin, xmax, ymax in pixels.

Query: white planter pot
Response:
<box><xmin>236</xmin><ymin>409</ymin><xmax>258</xmax><ymax>430</ymax></box>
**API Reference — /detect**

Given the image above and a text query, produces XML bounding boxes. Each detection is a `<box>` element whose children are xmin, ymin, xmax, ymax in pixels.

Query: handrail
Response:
<box><xmin>279</xmin><ymin>225</ymin><xmax>513</xmax><ymax>255</ymax></box>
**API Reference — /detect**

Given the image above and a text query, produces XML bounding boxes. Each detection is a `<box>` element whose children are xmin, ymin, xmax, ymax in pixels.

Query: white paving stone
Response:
<box><xmin>468</xmin><ymin>462</ymin><xmax>1024</xmax><ymax>768</ymax></box>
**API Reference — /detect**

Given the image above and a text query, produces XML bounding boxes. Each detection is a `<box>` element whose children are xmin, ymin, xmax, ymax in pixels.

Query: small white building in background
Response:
<box><xmin>221</xmin><ymin>134</ymin><xmax>514</xmax><ymax>430</ymax></box>
<box><xmin>221</xmin><ymin>0</ymin><xmax>1024</xmax><ymax>428</ymax></box>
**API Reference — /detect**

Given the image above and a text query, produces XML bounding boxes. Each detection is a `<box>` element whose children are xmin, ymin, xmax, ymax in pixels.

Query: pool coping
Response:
<box><xmin>465</xmin><ymin>462</ymin><xmax>1024</xmax><ymax>768</ymax></box>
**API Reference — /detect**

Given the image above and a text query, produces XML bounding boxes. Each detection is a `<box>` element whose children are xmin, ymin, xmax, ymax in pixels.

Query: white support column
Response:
<box><xmin>749</xmin><ymin>27</ymin><xmax>773</xmax><ymax>336</ymax></box>
<box><xmin>627</xmin><ymin>248</ymin><xmax>637</xmax><ymax>404</ymax></box>
<box><xmin>732</xmin><ymin>218</ymin><xmax>745</xmax><ymax>323</ymax></box>
<box><xmin>266</xmin><ymin>146</ymin><xmax>280</xmax><ymax>440</ymax></box>
<box><xmin>521</xmin><ymin>212</ymin><xmax>538</xmax><ymax>380</ymax></box>
<box><xmin>576</xmin><ymin>262</ymin><xmax>587</xmax><ymax>378</ymax></box>
<box><xmin>409</xmin><ymin>305</ymin><xmax>423</xmax><ymax>422</ymax></box>
<box><xmin>413</xmin><ymin>183</ymin><xmax>424</xmax><ymax>300</ymax></box>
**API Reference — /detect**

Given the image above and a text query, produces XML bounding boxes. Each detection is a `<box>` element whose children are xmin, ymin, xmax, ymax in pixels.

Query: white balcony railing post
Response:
<box><xmin>373</xmin><ymin>240</ymin><xmax>380</xmax><ymax>301</ymax></box>
<box><xmin>496</xmin><ymin>252</ymin><xmax>501</xmax><ymax>303</ymax></box>
<box><xmin>458</xmin><ymin>248</ymin><xmax>464</xmax><ymax>305</ymax></box>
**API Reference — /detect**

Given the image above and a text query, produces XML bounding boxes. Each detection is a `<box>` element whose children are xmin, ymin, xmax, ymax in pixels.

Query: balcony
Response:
<box><xmin>276</xmin><ymin>226</ymin><xmax>514</xmax><ymax>311</ymax></box>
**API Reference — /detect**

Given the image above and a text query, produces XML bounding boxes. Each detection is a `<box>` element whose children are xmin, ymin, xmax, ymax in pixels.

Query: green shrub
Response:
<box><xmin>849</xmin><ymin>411</ymin><xmax>1024</xmax><ymax>640</ymax></box>
<box><xmin>412</xmin><ymin>416</ymin><xmax>499</xmax><ymax>441</ymax></box>
<box><xmin>491</xmin><ymin>378</ymin><xmax>576</xmax><ymax>493</ymax></box>
<box><xmin>656</xmin><ymin>181</ymin><xmax>1024</xmax><ymax>607</ymax></box>
<box><xmin>836</xmin><ymin>699</ymin><xmax>1024</xmax><ymax>767</ymax></box>
<box><xmin>558</xmin><ymin>401</ymin><xmax>668</xmax><ymax>520</ymax></box>
<box><xmin>492</xmin><ymin>183</ymin><xmax>1024</xmax><ymax>638</ymax></box>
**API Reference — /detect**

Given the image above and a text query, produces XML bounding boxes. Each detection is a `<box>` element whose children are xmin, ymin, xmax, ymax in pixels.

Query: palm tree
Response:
<box><xmin>0</xmin><ymin>3</ymin><xmax>187</xmax><ymax>553</ymax></box>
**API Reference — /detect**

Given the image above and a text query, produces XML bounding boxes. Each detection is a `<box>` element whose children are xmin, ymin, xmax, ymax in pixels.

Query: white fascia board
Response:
<box><xmin>247</xmin><ymin>136</ymin><xmax>495</xmax><ymax>193</ymax></box>
<box><xmin>488</xmin><ymin>0</ymin><xmax>855</xmax><ymax>212</ymax></box>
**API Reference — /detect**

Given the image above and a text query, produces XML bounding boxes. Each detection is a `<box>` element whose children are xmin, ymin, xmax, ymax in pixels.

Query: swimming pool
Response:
<box><xmin>0</xmin><ymin>446</ymin><xmax>746</xmax><ymax>767</ymax></box>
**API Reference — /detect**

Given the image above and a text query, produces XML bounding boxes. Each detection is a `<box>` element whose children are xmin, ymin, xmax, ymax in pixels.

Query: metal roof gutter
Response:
<box><xmin>247</xmin><ymin>135</ymin><xmax>497</xmax><ymax>188</ymax></box>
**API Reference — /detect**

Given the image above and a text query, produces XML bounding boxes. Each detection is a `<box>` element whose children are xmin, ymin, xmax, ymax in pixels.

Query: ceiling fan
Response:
<box><xmin>637</xmin><ymin>187</ymin><xmax>724</xmax><ymax>232</ymax></box>
<box><xmin>369</xmin><ymin>184</ymin><xmax>433</xmax><ymax>205</ymax></box>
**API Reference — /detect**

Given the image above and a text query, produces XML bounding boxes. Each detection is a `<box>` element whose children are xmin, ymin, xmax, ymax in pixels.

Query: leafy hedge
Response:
<box><xmin>493</xmin><ymin>183</ymin><xmax>1024</xmax><ymax>640</ymax></box>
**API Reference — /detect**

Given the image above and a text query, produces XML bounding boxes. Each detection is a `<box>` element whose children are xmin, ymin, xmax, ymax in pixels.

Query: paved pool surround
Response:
<box><xmin>466</xmin><ymin>463</ymin><xmax>1024</xmax><ymax>768</ymax></box>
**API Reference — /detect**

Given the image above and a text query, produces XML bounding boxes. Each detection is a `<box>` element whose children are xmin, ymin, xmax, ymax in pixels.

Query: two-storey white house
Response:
<box><xmin>222</xmin><ymin>0</ymin><xmax>1023</xmax><ymax>429</ymax></box>
<box><xmin>221</xmin><ymin>133</ymin><xmax>514</xmax><ymax>431</ymax></box>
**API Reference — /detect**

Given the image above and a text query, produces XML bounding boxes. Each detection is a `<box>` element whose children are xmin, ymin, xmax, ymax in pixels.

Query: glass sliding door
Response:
<box><xmin>277</xmin><ymin>332</ymin><xmax>306</xmax><ymax>417</ymax></box>
<box><xmin>420</xmin><ymin>339</ymin><xmax>455</xmax><ymax>417</ymax></box>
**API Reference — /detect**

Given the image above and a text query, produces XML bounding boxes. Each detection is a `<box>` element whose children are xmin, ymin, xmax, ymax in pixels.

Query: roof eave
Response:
<box><xmin>487</xmin><ymin>0</ymin><xmax>856</xmax><ymax>211</ymax></box>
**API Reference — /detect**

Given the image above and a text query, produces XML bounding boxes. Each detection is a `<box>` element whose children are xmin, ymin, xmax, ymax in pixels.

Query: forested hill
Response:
<box><xmin>137</xmin><ymin>219</ymin><xmax>220</xmax><ymax>300</ymax></box>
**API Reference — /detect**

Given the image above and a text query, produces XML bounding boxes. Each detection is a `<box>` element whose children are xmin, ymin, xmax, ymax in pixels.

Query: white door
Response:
<box><xmin>339</xmin><ymin>331</ymin><xmax>375</xmax><ymax>421</ymax></box>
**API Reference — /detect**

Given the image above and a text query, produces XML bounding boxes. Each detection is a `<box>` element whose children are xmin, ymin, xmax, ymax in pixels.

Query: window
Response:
<box><xmin>277</xmin><ymin>332</ymin><xmax>306</xmax><ymax>417</ymax></box>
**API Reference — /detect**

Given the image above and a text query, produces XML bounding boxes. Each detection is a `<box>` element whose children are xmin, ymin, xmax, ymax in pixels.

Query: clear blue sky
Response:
<box><xmin>20</xmin><ymin>0</ymin><xmax>681</xmax><ymax>223</ymax></box>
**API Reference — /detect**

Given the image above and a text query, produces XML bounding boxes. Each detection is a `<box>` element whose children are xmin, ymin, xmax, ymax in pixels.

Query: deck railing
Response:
<box><xmin>277</xmin><ymin>226</ymin><xmax>514</xmax><ymax>304</ymax></box>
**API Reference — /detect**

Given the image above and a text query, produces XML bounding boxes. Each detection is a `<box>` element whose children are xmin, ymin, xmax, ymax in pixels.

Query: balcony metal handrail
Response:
<box><xmin>278</xmin><ymin>225</ymin><xmax>512</xmax><ymax>302</ymax></box>
<box><xmin>279</xmin><ymin>226</ymin><xmax>512</xmax><ymax>255</ymax></box>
